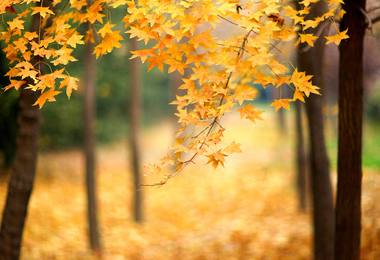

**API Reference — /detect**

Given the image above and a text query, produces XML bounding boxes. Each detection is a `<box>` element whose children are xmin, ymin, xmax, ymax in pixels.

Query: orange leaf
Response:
<box><xmin>223</xmin><ymin>141</ymin><xmax>242</xmax><ymax>155</ymax></box>
<box><xmin>5</xmin><ymin>80</ymin><xmax>26</xmax><ymax>91</ymax></box>
<box><xmin>130</xmin><ymin>48</ymin><xmax>156</xmax><ymax>63</ymax></box>
<box><xmin>270</xmin><ymin>99</ymin><xmax>291</xmax><ymax>111</ymax></box>
<box><xmin>59</xmin><ymin>76</ymin><xmax>79</xmax><ymax>99</ymax></box>
<box><xmin>33</xmin><ymin>87</ymin><xmax>61</xmax><ymax>108</ymax></box>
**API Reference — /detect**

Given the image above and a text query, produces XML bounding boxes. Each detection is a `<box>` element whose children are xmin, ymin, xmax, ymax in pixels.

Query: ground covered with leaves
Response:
<box><xmin>1</xmin><ymin>111</ymin><xmax>379</xmax><ymax>259</ymax></box>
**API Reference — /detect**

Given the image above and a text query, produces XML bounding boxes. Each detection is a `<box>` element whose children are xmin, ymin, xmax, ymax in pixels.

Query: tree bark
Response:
<box><xmin>295</xmin><ymin>101</ymin><xmax>307</xmax><ymax>212</ymax></box>
<box><xmin>297</xmin><ymin>2</ymin><xmax>335</xmax><ymax>259</ymax></box>
<box><xmin>335</xmin><ymin>0</ymin><xmax>366</xmax><ymax>259</ymax></box>
<box><xmin>0</xmin><ymin>3</ymin><xmax>50</xmax><ymax>258</ymax></box>
<box><xmin>83</xmin><ymin>19</ymin><xmax>102</xmax><ymax>252</ymax></box>
<box><xmin>129</xmin><ymin>37</ymin><xmax>143</xmax><ymax>223</ymax></box>
<box><xmin>0</xmin><ymin>85</ymin><xmax>41</xmax><ymax>260</ymax></box>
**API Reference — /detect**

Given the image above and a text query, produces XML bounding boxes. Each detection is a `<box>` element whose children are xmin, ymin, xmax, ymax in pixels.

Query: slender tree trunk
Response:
<box><xmin>295</xmin><ymin>101</ymin><xmax>307</xmax><ymax>212</ymax></box>
<box><xmin>0</xmin><ymin>3</ymin><xmax>50</xmax><ymax>258</ymax></box>
<box><xmin>129</xmin><ymin>37</ymin><xmax>143</xmax><ymax>223</ymax></box>
<box><xmin>272</xmin><ymin>87</ymin><xmax>286</xmax><ymax>134</ymax></box>
<box><xmin>83</xmin><ymin>19</ymin><xmax>102</xmax><ymax>252</ymax></box>
<box><xmin>335</xmin><ymin>0</ymin><xmax>366</xmax><ymax>258</ymax></box>
<box><xmin>297</xmin><ymin>2</ymin><xmax>334</xmax><ymax>259</ymax></box>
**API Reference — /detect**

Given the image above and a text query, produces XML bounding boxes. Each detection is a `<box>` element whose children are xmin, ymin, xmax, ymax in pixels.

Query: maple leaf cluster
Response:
<box><xmin>121</xmin><ymin>0</ymin><xmax>346</xmax><ymax>182</ymax></box>
<box><xmin>0</xmin><ymin>0</ymin><xmax>347</xmax><ymax>182</ymax></box>
<box><xmin>1</xmin><ymin>0</ymin><xmax>124</xmax><ymax>107</ymax></box>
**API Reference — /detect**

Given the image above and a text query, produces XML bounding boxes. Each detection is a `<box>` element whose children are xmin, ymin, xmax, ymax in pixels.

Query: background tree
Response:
<box><xmin>129</xmin><ymin>37</ymin><xmax>143</xmax><ymax>222</ymax></box>
<box><xmin>335</xmin><ymin>0</ymin><xmax>367</xmax><ymax>258</ymax></box>
<box><xmin>297</xmin><ymin>1</ymin><xmax>335</xmax><ymax>259</ymax></box>
<box><xmin>83</xmin><ymin>10</ymin><xmax>102</xmax><ymax>252</ymax></box>
<box><xmin>295</xmin><ymin>100</ymin><xmax>307</xmax><ymax>212</ymax></box>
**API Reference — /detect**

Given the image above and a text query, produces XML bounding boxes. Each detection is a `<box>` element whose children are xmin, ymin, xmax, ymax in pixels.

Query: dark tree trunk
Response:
<box><xmin>0</xmin><ymin>85</ymin><xmax>41</xmax><ymax>260</ymax></box>
<box><xmin>335</xmin><ymin>0</ymin><xmax>366</xmax><ymax>259</ymax></box>
<box><xmin>298</xmin><ymin>2</ymin><xmax>335</xmax><ymax>259</ymax></box>
<box><xmin>295</xmin><ymin>101</ymin><xmax>307</xmax><ymax>212</ymax></box>
<box><xmin>0</xmin><ymin>3</ymin><xmax>50</xmax><ymax>258</ymax></box>
<box><xmin>129</xmin><ymin>37</ymin><xmax>143</xmax><ymax>223</ymax></box>
<box><xmin>83</xmin><ymin>20</ymin><xmax>102</xmax><ymax>252</ymax></box>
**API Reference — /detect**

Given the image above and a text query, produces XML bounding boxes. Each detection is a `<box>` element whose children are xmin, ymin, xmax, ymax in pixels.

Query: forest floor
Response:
<box><xmin>0</xmin><ymin>111</ymin><xmax>379</xmax><ymax>260</ymax></box>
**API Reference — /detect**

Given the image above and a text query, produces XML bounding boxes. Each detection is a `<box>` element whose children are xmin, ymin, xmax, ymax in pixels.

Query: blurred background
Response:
<box><xmin>0</xmin><ymin>4</ymin><xmax>380</xmax><ymax>260</ymax></box>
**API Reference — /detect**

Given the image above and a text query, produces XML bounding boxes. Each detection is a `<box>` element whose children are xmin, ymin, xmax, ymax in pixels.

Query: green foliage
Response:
<box><xmin>362</xmin><ymin>121</ymin><xmax>380</xmax><ymax>169</ymax></box>
<box><xmin>326</xmin><ymin>120</ymin><xmax>380</xmax><ymax>170</ymax></box>
<box><xmin>366</xmin><ymin>86</ymin><xmax>380</xmax><ymax>121</ymax></box>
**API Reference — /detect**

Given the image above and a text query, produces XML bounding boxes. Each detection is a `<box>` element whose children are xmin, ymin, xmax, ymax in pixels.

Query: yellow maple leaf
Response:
<box><xmin>94</xmin><ymin>31</ymin><xmax>124</xmax><ymax>58</ymax></box>
<box><xmin>7</xmin><ymin>17</ymin><xmax>25</xmax><ymax>30</ymax></box>
<box><xmin>302</xmin><ymin>19</ymin><xmax>320</xmax><ymax>30</ymax></box>
<box><xmin>223</xmin><ymin>141</ymin><xmax>242</xmax><ymax>155</ymax></box>
<box><xmin>110</xmin><ymin>0</ymin><xmax>128</xmax><ymax>8</ymax></box>
<box><xmin>59</xmin><ymin>75</ymin><xmax>79</xmax><ymax>99</ymax></box>
<box><xmin>146</xmin><ymin>56</ymin><xmax>164</xmax><ymax>72</ymax></box>
<box><xmin>143</xmin><ymin>163</ymin><xmax>162</xmax><ymax>175</ymax></box>
<box><xmin>165</xmin><ymin>59</ymin><xmax>189</xmax><ymax>75</ymax></box>
<box><xmin>270</xmin><ymin>99</ymin><xmax>291</xmax><ymax>111</ymax></box>
<box><xmin>66</xmin><ymin>32</ymin><xmax>84</xmax><ymax>48</ymax></box>
<box><xmin>325</xmin><ymin>29</ymin><xmax>349</xmax><ymax>45</ymax></box>
<box><xmin>329</xmin><ymin>0</ymin><xmax>344</xmax><ymax>5</ymax></box>
<box><xmin>190</xmin><ymin>29</ymin><xmax>216</xmax><ymax>49</ymax></box>
<box><xmin>233</xmin><ymin>84</ymin><xmax>257</xmax><ymax>105</ymax></box>
<box><xmin>70</xmin><ymin>0</ymin><xmax>87</xmax><ymax>10</ymax></box>
<box><xmin>98</xmin><ymin>22</ymin><xmax>116</xmax><ymax>37</ymax></box>
<box><xmin>159</xmin><ymin>154</ymin><xmax>175</xmax><ymax>167</ymax></box>
<box><xmin>237</xmin><ymin>103</ymin><xmax>264</xmax><ymax>123</ymax></box>
<box><xmin>52</xmin><ymin>46</ymin><xmax>77</xmax><ymax>65</ymax></box>
<box><xmin>299</xmin><ymin>33</ymin><xmax>318</xmax><ymax>47</ymax></box>
<box><xmin>84</xmin><ymin>28</ymin><xmax>95</xmax><ymax>44</ymax></box>
<box><xmin>130</xmin><ymin>48</ymin><xmax>156</xmax><ymax>63</ymax></box>
<box><xmin>15</xmin><ymin>61</ymin><xmax>38</xmax><ymax>82</ymax></box>
<box><xmin>206</xmin><ymin>150</ymin><xmax>227</xmax><ymax>169</ymax></box>
<box><xmin>337</xmin><ymin>10</ymin><xmax>346</xmax><ymax>19</ymax></box>
<box><xmin>293</xmin><ymin>90</ymin><xmax>305</xmax><ymax>102</ymax></box>
<box><xmin>31</xmin><ymin>6</ymin><xmax>55</xmax><ymax>18</ymax></box>
<box><xmin>253</xmin><ymin>71</ymin><xmax>275</xmax><ymax>88</ymax></box>
<box><xmin>24</xmin><ymin>31</ymin><xmax>38</xmax><ymax>40</ymax></box>
<box><xmin>181</xmin><ymin>14</ymin><xmax>202</xmax><ymax>34</ymax></box>
<box><xmin>5</xmin><ymin>67</ymin><xmax>21</xmax><ymax>78</ymax></box>
<box><xmin>186</xmin><ymin>53</ymin><xmax>207</xmax><ymax>68</ymax></box>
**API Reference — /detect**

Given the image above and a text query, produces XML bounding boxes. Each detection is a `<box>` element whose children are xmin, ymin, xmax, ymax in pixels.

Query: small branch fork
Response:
<box><xmin>359</xmin><ymin>6</ymin><xmax>380</xmax><ymax>30</ymax></box>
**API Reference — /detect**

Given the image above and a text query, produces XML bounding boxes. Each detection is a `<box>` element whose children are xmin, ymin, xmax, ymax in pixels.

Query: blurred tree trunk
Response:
<box><xmin>297</xmin><ymin>1</ymin><xmax>334</xmax><ymax>259</ymax></box>
<box><xmin>272</xmin><ymin>87</ymin><xmax>286</xmax><ymax>134</ymax></box>
<box><xmin>83</xmin><ymin>18</ymin><xmax>102</xmax><ymax>252</ymax></box>
<box><xmin>129</xmin><ymin>37</ymin><xmax>143</xmax><ymax>223</ymax></box>
<box><xmin>295</xmin><ymin>101</ymin><xmax>307</xmax><ymax>212</ymax></box>
<box><xmin>335</xmin><ymin>0</ymin><xmax>366</xmax><ymax>258</ymax></box>
<box><xmin>0</xmin><ymin>3</ymin><xmax>48</xmax><ymax>258</ymax></box>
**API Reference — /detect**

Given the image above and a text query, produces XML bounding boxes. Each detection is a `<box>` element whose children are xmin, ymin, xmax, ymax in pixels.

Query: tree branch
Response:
<box><xmin>368</xmin><ymin>5</ymin><xmax>380</xmax><ymax>13</ymax></box>
<box><xmin>372</xmin><ymin>14</ymin><xmax>380</xmax><ymax>25</ymax></box>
